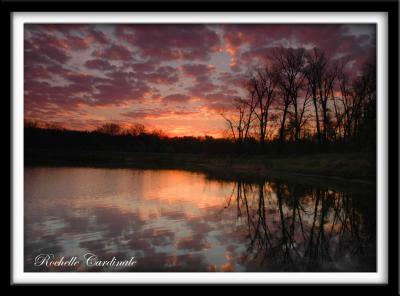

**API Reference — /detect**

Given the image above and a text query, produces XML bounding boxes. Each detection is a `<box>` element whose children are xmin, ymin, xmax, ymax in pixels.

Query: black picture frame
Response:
<box><xmin>6</xmin><ymin>0</ymin><xmax>399</xmax><ymax>289</ymax></box>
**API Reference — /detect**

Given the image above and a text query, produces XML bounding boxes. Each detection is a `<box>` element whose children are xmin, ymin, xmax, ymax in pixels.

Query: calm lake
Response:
<box><xmin>24</xmin><ymin>167</ymin><xmax>376</xmax><ymax>272</ymax></box>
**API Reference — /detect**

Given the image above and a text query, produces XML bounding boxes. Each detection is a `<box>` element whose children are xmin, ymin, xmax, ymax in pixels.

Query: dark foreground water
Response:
<box><xmin>24</xmin><ymin>167</ymin><xmax>376</xmax><ymax>272</ymax></box>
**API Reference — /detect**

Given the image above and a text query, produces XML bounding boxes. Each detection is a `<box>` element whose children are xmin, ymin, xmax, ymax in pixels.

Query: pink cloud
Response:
<box><xmin>85</xmin><ymin>59</ymin><xmax>115</xmax><ymax>71</ymax></box>
<box><xmin>144</xmin><ymin>66</ymin><xmax>179</xmax><ymax>84</ymax></box>
<box><xmin>162</xmin><ymin>94</ymin><xmax>191</xmax><ymax>102</ymax></box>
<box><xmin>93</xmin><ymin>44</ymin><xmax>133</xmax><ymax>61</ymax></box>
<box><xmin>24</xmin><ymin>23</ymin><xmax>376</xmax><ymax>135</ymax></box>
<box><xmin>116</xmin><ymin>24</ymin><xmax>221</xmax><ymax>62</ymax></box>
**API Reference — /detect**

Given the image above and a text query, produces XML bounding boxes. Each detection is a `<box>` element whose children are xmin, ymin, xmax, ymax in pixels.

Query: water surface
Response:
<box><xmin>24</xmin><ymin>167</ymin><xmax>376</xmax><ymax>272</ymax></box>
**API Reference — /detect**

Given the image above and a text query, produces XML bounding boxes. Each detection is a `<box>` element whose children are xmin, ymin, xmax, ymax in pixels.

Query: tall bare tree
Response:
<box><xmin>247</xmin><ymin>65</ymin><xmax>278</xmax><ymax>144</ymax></box>
<box><xmin>319</xmin><ymin>63</ymin><xmax>338</xmax><ymax>143</ymax></box>
<box><xmin>273</xmin><ymin>47</ymin><xmax>307</xmax><ymax>143</ymax></box>
<box><xmin>304</xmin><ymin>48</ymin><xmax>325</xmax><ymax>145</ymax></box>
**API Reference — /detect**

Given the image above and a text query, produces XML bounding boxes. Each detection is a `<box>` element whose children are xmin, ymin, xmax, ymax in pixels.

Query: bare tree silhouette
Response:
<box><xmin>95</xmin><ymin>123</ymin><xmax>122</xmax><ymax>136</ymax></box>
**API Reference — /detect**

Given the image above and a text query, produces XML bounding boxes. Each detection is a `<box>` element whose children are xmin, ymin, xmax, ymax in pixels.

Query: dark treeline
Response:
<box><xmin>25</xmin><ymin>123</ymin><xmax>371</xmax><ymax>156</ymax></box>
<box><xmin>25</xmin><ymin>46</ymin><xmax>375</xmax><ymax>156</ymax></box>
<box><xmin>25</xmin><ymin>123</ymin><xmax>236</xmax><ymax>154</ymax></box>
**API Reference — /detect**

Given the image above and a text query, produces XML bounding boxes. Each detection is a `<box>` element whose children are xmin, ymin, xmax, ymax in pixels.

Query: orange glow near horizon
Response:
<box><xmin>24</xmin><ymin>24</ymin><xmax>376</xmax><ymax>137</ymax></box>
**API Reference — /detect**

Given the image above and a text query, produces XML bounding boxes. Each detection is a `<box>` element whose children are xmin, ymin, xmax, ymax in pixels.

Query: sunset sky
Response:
<box><xmin>24</xmin><ymin>24</ymin><xmax>376</xmax><ymax>137</ymax></box>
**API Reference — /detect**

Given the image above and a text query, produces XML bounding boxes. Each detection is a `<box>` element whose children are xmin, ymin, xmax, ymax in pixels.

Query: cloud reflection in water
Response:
<box><xmin>24</xmin><ymin>167</ymin><xmax>376</xmax><ymax>272</ymax></box>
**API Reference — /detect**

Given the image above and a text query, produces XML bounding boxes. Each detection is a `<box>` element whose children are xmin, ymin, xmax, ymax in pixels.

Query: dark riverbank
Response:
<box><xmin>25</xmin><ymin>148</ymin><xmax>376</xmax><ymax>183</ymax></box>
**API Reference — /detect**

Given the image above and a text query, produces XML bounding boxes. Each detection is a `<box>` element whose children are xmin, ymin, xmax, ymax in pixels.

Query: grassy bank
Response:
<box><xmin>25</xmin><ymin>148</ymin><xmax>376</xmax><ymax>182</ymax></box>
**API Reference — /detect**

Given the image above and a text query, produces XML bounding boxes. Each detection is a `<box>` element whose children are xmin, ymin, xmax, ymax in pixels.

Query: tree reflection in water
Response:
<box><xmin>224</xmin><ymin>179</ymin><xmax>375</xmax><ymax>271</ymax></box>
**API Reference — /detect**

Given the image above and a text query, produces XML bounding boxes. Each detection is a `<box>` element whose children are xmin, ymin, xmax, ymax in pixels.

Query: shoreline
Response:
<box><xmin>25</xmin><ymin>149</ymin><xmax>376</xmax><ymax>184</ymax></box>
